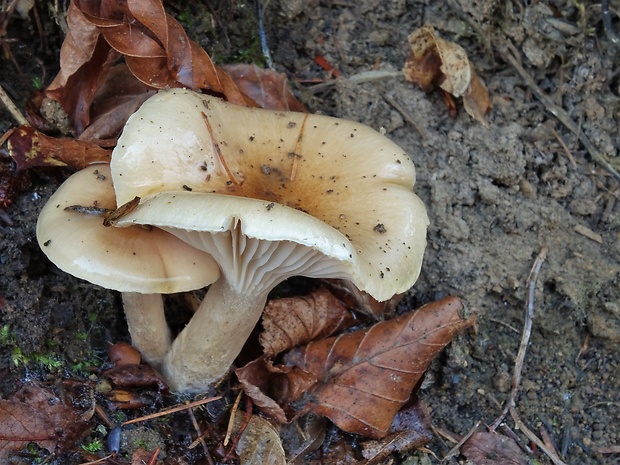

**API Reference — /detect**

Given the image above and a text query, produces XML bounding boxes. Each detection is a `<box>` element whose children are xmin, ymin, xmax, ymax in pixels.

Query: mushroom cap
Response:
<box><xmin>36</xmin><ymin>164</ymin><xmax>220</xmax><ymax>293</ymax></box>
<box><xmin>111</xmin><ymin>89</ymin><xmax>428</xmax><ymax>300</ymax></box>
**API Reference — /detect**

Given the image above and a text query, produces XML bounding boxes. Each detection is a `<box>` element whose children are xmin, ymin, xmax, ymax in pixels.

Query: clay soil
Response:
<box><xmin>1</xmin><ymin>1</ymin><xmax>619</xmax><ymax>464</ymax></box>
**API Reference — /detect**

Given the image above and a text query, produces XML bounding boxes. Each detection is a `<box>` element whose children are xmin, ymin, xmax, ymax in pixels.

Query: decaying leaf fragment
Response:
<box><xmin>233</xmin><ymin>412</ymin><xmax>286</xmax><ymax>465</ymax></box>
<box><xmin>403</xmin><ymin>25</ymin><xmax>491</xmax><ymax>126</ymax></box>
<box><xmin>361</xmin><ymin>397</ymin><xmax>433</xmax><ymax>463</ymax></box>
<box><xmin>0</xmin><ymin>385</ymin><xmax>89</xmax><ymax>461</ymax></box>
<box><xmin>260</xmin><ymin>288</ymin><xmax>355</xmax><ymax>356</ymax></box>
<box><xmin>222</xmin><ymin>64</ymin><xmax>307</xmax><ymax>112</ymax></box>
<box><xmin>6</xmin><ymin>125</ymin><xmax>111</xmax><ymax>171</ymax></box>
<box><xmin>461</xmin><ymin>431</ymin><xmax>530</xmax><ymax>465</ymax></box>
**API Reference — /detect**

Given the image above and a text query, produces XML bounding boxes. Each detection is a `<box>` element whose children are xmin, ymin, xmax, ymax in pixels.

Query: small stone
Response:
<box><xmin>568</xmin><ymin>198</ymin><xmax>599</xmax><ymax>216</ymax></box>
<box><xmin>493</xmin><ymin>371</ymin><xmax>512</xmax><ymax>393</ymax></box>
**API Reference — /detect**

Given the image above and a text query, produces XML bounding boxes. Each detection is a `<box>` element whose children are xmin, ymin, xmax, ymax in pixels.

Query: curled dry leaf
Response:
<box><xmin>326</xmin><ymin>279</ymin><xmax>404</xmax><ymax>320</ymax></box>
<box><xmin>74</xmin><ymin>0</ymin><xmax>249</xmax><ymax>102</ymax></box>
<box><xmin>44</xmin><ymin>0</ymin><xmax>252</xmax><ymax>140</ymax></box>
<box><xmin>102</xmin><ymin>364</ymin><xmax>168</xmax><ymax>392</ymax></box>
<box><xmin>403</xmin><ymin>25</ymin><xmax>491</xmax><ymax>126</ymax></box>
<box><xmin>284</xmin><ymin>296</ymin><xmax>474</xmax><ymax>438</ymax></box>
<box><xmin>461</xmin><ymin>431</ymin><xmax>530</xmax><ymax>465</ymax></box>
<box><xmin>260</xmin><ymin>288</ymin><xmax>356</xmax><ymax>356</ymax></box>
<box><xmin>0</xmin><ymin>385</ymin><xmax>89</xmax><ymax>460</ymax></box>
<box><xmin>361</xmin><ymin>397</ymin><xmax>433</xmax><ymax>463</ymax></box>
<box><xmin>233</xmin><ymin>412</ymin><xmax>286</xmax><ymax>465</ymax></box>
<box><xmin>236</xmin><ymin>358</ymin><xmax>316</xmax><ymax>424</ymax></box>
<box><xmin>279</xmin><ymin>415</ymin><xmax>327</xmax><ymax>462</ymax></box>
<box><xmin>6</xmin><ymin>126</ymin><xmax>111</xmax><ymax>171</ymax></box>
<box><xmin>222</xmin><ymin>64</ymin><xmax>307</xmax><ymax>112</ymax></box>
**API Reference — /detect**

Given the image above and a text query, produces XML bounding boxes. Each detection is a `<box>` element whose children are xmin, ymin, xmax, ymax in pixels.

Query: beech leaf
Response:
<box><xmin>260</xmin><ymin>288</ymin><xmax>356</xmax><ymax>356</ymax></box>
<box><xmin>222</xmin><ymin>64</ymin><xmax>307</xmax><ymax>111</ymax></box>
<box><xmin>0</xmin><ymin>385</ymin><xmax>88</xmax><ymax>460</ymax></box>
<box><xmin>361</xmin><ymin>397</ymin><xmax>433</xmax><ymax>463</ymax></box>
<box><xmin>236</xmin><ymin>358</ymin><xmax>316</xmax><ymax>424</ymax></box>
<box><xmin>326</xmin><ymin>279</ymin><xmax>404</xmax><ymax>320</ymax></box>
<box><xmin>284</xmin><ymin>296</ymin><xmax>474</xmax><ymax>438</ymax></box>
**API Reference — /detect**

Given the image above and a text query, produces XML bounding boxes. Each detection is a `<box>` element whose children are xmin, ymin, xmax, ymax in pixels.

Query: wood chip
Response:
<box><xmin>574</xmin><ymin>224</ymin><xmax>603</xmax><ymax>244</ymax></box>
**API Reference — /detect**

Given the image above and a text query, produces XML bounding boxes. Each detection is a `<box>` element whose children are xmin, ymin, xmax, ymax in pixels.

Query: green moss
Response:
<box><xmin>81</xmin><ymin>438</ymin><xmax>103</xmax><ymax>453</ymax></box>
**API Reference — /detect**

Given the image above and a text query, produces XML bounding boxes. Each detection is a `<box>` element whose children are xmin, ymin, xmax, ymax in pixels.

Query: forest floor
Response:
<box><xmin>0</xmin><ymin>1</ymin><xmax>619</xmax><ymax>464</ymax></box>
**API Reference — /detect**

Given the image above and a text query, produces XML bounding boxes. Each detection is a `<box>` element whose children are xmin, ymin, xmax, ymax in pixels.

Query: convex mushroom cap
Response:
<box><xmin>36</xmin><ymin>164</ymin><xmax>220</xmax><ymax>365</ymax></box>
<box><xmin>110</xmin><ymin>89</ymin><xmax>428</xmax><ymax>392</ymax></box>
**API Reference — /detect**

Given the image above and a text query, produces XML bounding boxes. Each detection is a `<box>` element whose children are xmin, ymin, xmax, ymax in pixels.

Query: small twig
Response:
<box><xmin>491</xmin><ymin>246</ymin><xmax>548</xmax><ymax>430</ymax></box>
<box><xmin>443</xmin><ymin>421</ymin><xmax>481</xmax><ymax>461</ymax></box>
<box><xmin>602</xmin><ymin>0</ymin><xmax>620</xmax><ymax>47</ymax></box>
<box><xmin>498</xmin><ymin>40</ymin><xmax>620</xmax><ymax>184</ymax></box>
<box><xmin>499</xmin><ymin>422</ymin><xmax>532</xmax><ymax>455</ymax></box>
<box><xmin>290</xmin><ymin>113</ymin><xmax>309</xmax><ymax>182</ymax></box>
<box><xmin>254</xmin><ymin>0</ymin><xmax>273</xmax><ymax>69</ymax></box>
<box><xmin>224</xmin><ymin>390</ymin><xmax>243</xmax><ymax>446</ymax></box>
<box><xmin>575</xmin><ymin>333</ymin><xmax>590</xmax><ymax>362</ymax></box>
<box><xmin>79</xmin><ymin>454</ymin><xmax>114</xmax><ymax>465</ymax></box>
<box><xmin>551</xmin><ymin>128</ymin><xmax>578</xmax><ymax>169</ymax></box>
<box><xmin>509</xmin><ymin>405</ymin><xmax>567</xmax><ymax>465</ymax></box>
<box><xmin>186</xmin><ymin>400</ymin><xmax>213</xmax><ymax>464</ymax></box>
<box><xmin>0</xmin><ymin>83</ymin><xmax>28</xmax><ymax>126</ymax></box>
<box><xmin>121</xmin><ymin>396</ymin><xmax>221</xmax><ymax>425</ymax></box>
<box><xmin>487</xmin><ymin>317</ymin><xmax>521</xmax><ymax>334</ymax></box>
<box><xmin>305</xmin><ymin>69</ymin><xmax>403</xmax><ymax>93</ymax></box>
<box><xmin>381</xmin><ymin>93</ymin><xmax>427</xmax><ymax>139</ymax></box>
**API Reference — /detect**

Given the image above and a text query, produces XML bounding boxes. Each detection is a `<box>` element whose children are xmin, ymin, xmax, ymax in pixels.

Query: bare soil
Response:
<box><xmin>1</xmin><ymin>1</ymin><xmax>619</xmax><ymax>464</ymax></box>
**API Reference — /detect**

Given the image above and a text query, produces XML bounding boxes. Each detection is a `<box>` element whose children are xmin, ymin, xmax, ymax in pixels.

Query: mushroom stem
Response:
<box><xmin>162</xmin><ymin>278</ymin><xmax>269</xmax><ymax>392</ymax></box>
<box><xmin>122</xmin><ymin>293</ymin><xmax>171</xmax><ymax>367</ymax></box>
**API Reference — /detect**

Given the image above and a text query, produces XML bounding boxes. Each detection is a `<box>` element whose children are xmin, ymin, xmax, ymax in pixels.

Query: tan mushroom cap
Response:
<box><xmin>111</xmin><ymin>89</ymin><xmax>428</xmax><ymax>301</ymax></box>
<box><xmin>36</xmin><ymin>164</ymin><xmax>220</xmax><ymax>294</ymax></box>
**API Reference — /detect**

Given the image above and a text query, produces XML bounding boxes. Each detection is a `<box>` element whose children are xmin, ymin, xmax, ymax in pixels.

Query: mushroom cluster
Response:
<box><xmin>37</xmin><ymin>89</ymin><xmax>428</xmax><ymax>393</ymax></box>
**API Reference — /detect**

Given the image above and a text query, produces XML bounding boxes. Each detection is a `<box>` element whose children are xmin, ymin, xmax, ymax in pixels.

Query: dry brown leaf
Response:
<box><xmin>361</xmin><ymin>397</ymin><xmax>432</xmax><ymax>463</ymax></box>
<box><xmin>461</xmin><ymin>432</ymin><xmax>530</xmax><ymax>465</ymax></box>
<box><xmin>102</xmin><ymin>364</ymin><xmax>168</xmax><ymax>392</ymax></box>
<box><xmin>233</xmin><ymin>412</ymin><xmax>286</xmax><ymax>465</ymax></box>
<box><xmin>284</xmin><ymin>296</ymin><xmax>474</xmax><ymax>438</ymax></box>
<box><xmin>236</xmin><ymin>358</ymin><xmax>316</xmax><ymax>424</ymax></box>
<box><xmin>0</xmin><ymin>398</ymin><xmax>56</xmax><ymax>459</ymax></box>
<box><xmin>325</xmin><ymin>279</ymin><xmax>404</xmax><ymax>320</ymax></box>
<box><xmin>6</xmin><ymin>126</ymin><xmax>111</xmax><ymax>171</ymax></box>
<box><xmin>78</xmin><ymin>64</ymin><xmax>154</xmax><ymax>145</ymax></box>
<box><xmin>260</xmin><ymin>288</ymin><xmax>356</xmax><ymax>356</ymax></box>
<box><xmin>73</xmin><ymin>0</ymin><xmax>250</xmax><ymax>104</ymax></box>
<box><xmin>463</xmin><ymin>69</ymin><xmax>492</xmax><ymax>128</ymax></box>
<box><xmin>404</xmin><ymin>25</ymin><xmax>491</xmax><ymax>125</ymax></box>
<box><xmin>42</xmin><ymin>0</ymin><xmax>253</xmax><ymax>142</ymax></box>
<box><xmin>0</xmin><ymin>385</ymin><xmax>88</xmax><ymax>460</ymax></box>
<box><xmin>222</xmin><ymin>64</ymin><xmax>307</xmax><ymax>112</ymax></box>
<box><xmin>45</xmin><ymin>1</ymin><xmax>120</xmax><ymax>135</ymax></box>
<box><xmin>279</xmin><ymin>415</ymin><xmax>327</xmax><ymax>462</ymax></box>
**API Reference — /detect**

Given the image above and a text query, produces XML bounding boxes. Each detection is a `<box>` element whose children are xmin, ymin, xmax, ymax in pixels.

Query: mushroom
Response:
<box><xmin>36</xmin><ymin>164</ymin><xmax>220</xmax><ymax>366</ymax></box>
<box><xmin>110</xmin><ymin>89</ymin><xmax>429</xmax><ymax>393</ymax></box>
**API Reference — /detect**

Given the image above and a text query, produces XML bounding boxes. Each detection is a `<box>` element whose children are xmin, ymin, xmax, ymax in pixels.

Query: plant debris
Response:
<box><xmin>240</xmin><ymin>296</ymin><xmax>474</xmax><ymax>440</ymax></box>
<box><xmin>0</xmin><ymin>385</ymin><xmax>90</xmax><ymax>461</ymax></box>
<box><xmin>403</xmin><ymin>25</ymin><xmax>491</xmax><ymax>126</ymax></box>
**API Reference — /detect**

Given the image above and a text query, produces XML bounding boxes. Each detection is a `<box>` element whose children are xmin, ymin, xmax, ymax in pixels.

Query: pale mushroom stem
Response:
<box><xmin>161</xmin><ymin>278</ymin><xmax>269</xmax><ymax>393</ymax></box>
<box><xmin>122</xmin><ymin>293</ymin><xmax>171</xmax><ymax>368</ymax></box>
